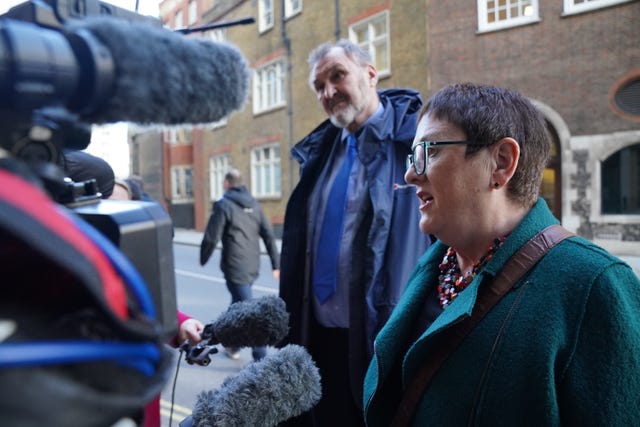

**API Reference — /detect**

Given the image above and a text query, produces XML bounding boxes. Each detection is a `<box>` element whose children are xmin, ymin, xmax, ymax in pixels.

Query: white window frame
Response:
<box><xmin>171</xmin><ymin>166</ymin><xmax>194</xmax><ymax>201</ymax></box>
<box><xmin>207</xmin><ymin>28</ymin><xmax>227</xmax><ymax>43</ymax></box>
<box><xmin>209</xmin><ymin>154</ymin><xmax>230</xmax><ymax>201</ymax></box>
<box><xmin>208</xmin><ymin>117</ymin><xmax>228</xmax><ymax>129</ymax></box>
<box><xmin>258</xmin><ymin>0</ymin><xmax>274</xmax><ymax>33</ymax></box>
<box><xmin>284</xmin><ymin>0</ymin><xmax>302</xmax><ymax>19</ymax></box>
<box><xmin>165</xmin><ymin>128</ymin><xmax>190</xmax><ymax>145</ymax></box>
<box><xmin>477</xmin><ymin>0</ymin><xmax>540</xmax><ymax>33</ymax></box>
<box><xmin>349</xmin><ymin>10</ymin><xmax>391</xmax><ymax>77</ymax></box>
<box><xmin>251</xmin><ymin>144</ymin><xmax>281</xmax><ymax>198</ymax></box>
<box><xmin>166</xmin><ymin>128</ymin><xmax>178</xmax><ymax>145</ymax></box>
<box><xmin>253</xmin><ymin>58</ymin><xmax>286</xmax><ymax>114</ymax></box>
<box><xmin>205</xmin><ymin>29</ymin><xmax>230</xmax><ymax>128</ymax></box>
<box><xmin>563</xmin><ymin>0</ymin><xmax>634</xmax><ymax>15</ymax></box>
<box><xmin>188</xmin><ymin>0</ymin><xmax>197</xmax><ymax>24</ymax></box>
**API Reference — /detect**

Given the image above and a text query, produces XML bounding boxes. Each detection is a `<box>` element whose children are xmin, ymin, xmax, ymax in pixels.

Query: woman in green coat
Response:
<box><xmin>363</xmin><ymin>83</ymin><xmax>640</xmax><ymax>426</ymax></box>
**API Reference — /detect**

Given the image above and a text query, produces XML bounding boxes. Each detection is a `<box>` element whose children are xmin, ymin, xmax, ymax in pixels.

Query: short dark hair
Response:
<box><xmin>421</xmin><ymin>82</ymin><xmax>550</xmax><ymax>207</ymax></box>
<box><xmin>224</xmin><ymin>168</ymin><xmax>242</xmax><ymax>187</ymax></box>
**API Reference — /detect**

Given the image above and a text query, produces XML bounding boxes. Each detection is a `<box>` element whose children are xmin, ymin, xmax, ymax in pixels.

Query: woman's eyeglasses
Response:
<box><xmin>406</xmin><ymin>140</ymin><xmax>484</xmax><ymax>175</ymax></box>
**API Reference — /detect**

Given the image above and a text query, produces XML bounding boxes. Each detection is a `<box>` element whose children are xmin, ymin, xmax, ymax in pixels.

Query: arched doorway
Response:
<box><xmin>540</xmin><ymin>123</ymin><xmax>562</xmax><ymax>220</ymax></box>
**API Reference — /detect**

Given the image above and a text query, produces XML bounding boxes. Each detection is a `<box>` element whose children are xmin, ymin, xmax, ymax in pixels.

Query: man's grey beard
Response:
<box><xmin>328</xmin><ymin>103</ymin><xmax>359</xmax><ymax>129</ymax></box>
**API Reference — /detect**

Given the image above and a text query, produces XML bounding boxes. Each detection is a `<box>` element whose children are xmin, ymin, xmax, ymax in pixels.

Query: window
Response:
<box><xmin>253</xmin><ymin>59</ymin><xmax>286</xmax><ymax>114</ymax></box>
<box><xmin>563</xmin><ymin>0</ymin><xmax>634</xmax><ymax>15</ymax></box>
<box><xmin>207</xmin><ymin>28</ymin><xmax>227</xmax><ymax>43</ymax></box>
<box><xmin>612</xmin><ymin>75</ymin><xmax>640</xmax><ymax>120</ymax></box>
<box><xmin>165</xmin><ymin>128</ymin><xmax>190</xmax><ymax>145</ymax></box>
<box><xmin>251</xmin><ymin>145</ymin><xmax>281</xmax><ymax>198</ymax></box>
<box><xmin>349</xmin><ymin>10</ymin><xmax>390</xmax><ymax>76</ymax></box>
<box><xmin>166</xmin><ymin>128</ymin><xmax>178</xmax><ymax>145</ymax></box>
<box><xmin>478</xmin><ymin>0</ymin><xmax>539</xmax><ymax>32</ymax></box>
<box><xmin>284</xmin><ymin>0</ymin><xmax>302</xmax><ymax>18</ymax></box>
<box><xmin>188</xmin><ymin>0</ymin><xmax>197</xmax><ymax>24</ymax></box>
<box><xmin>208</xmin><ymin>117</ymin><xmax>228</xmax><ymax>129</ymax></box>
<box><xmin>205</xmin><ymin>30</ymin><xmax>230</xmax><ymax>128</ymax></box>
<box><xmin>601</xmin><ymin>144</ymin><xmax>640</xmax><ymax>214</ymax></box>
<box><xmin>175</xmin><ymin>10</ymin><xmax>183</xmax><ymax>28</ymax></box>
<box><xmin>209</xmin><ymin>154</ymin><xmax>230</xmax><ymax>200</ymax></box>
<box><xmin>259</xmin><ymin>0</ymin><xmax>274</xmax><ymax>32</ymax></box>
<box><xmin>171</xmin><ymin>166</ymin><xmax>194</xmax><ymax>201</ymax></box>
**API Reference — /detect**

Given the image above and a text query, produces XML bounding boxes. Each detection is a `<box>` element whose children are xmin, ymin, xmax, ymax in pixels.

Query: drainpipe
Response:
<box><xmin>334</xmin><ymin>0</ymin><xmax>341</xmax><ymax>40</ymax></box>
<box><xmin>281</xmin><ymin>0</ymin><xmax>295</xmax><ymax>194</ymax></box>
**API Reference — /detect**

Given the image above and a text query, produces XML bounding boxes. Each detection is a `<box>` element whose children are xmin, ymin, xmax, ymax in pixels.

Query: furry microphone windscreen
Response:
<box><xmin>191</xmin><ymin>344</ymin><xmax>321</xmax><ymax>427</ymax></box>
<box><xmin>211</xmin><ymin>295</ymin><xmax>289</xmax><ymax>349</ymax></box>
<box><xmin>67</xmin><ymin>16</ymin><xmax>250</xmax><ymax>125</ymax></box>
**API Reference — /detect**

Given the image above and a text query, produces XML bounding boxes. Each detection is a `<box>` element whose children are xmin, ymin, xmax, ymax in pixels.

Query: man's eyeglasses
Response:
<box><xmin>406</xmin><ymin>140</ymin><xmax>484</xmax><ymax>175</ymax></box>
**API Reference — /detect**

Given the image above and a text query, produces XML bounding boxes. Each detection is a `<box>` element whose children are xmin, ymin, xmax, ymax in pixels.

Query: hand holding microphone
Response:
<box><xmin>178</xmin><ymin>318</ymin><xmax>206</xmax><ymax>345</ymax></box>
<box><xmin>181</xmin><ymin>295</ymin><xmax>289</xmax><ymax>366</ymax></box>
<box><xmin>177</xmin><ymin>297</ymin><xmax>321</xmax><ymax>426</ymax></box>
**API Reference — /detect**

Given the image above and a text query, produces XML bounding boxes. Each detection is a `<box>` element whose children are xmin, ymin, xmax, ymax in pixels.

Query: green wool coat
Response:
<box><xmin>363</xmin><ymin>199</ymin><xmax>640</xmax><ymax>426</ymax></box>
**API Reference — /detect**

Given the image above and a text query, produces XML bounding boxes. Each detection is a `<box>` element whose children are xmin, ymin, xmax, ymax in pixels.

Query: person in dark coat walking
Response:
<box><xmin>200</xmin><ymin>168</ymin><xmax>280</xmax><ymax>361</ymax></box>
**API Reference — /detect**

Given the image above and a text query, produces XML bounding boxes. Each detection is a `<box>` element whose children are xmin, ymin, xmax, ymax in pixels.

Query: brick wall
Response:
<box><xmin>427</xmin><ymin>0</ymin><xmax>640</xmax><ymax>134</ymax></box>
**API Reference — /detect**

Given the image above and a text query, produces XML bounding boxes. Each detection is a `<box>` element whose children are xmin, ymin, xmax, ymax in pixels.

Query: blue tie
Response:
<box><xmin>313</xmin><ymin>134</ymin><xmax>358</xmax><ymax>304</ymax></box>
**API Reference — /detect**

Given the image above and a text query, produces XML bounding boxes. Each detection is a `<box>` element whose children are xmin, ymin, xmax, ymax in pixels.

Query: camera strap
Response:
<box><xmin>0</xmin><ymin>167</ymin><xmax>128</xmax><ymax>319</ymax></box>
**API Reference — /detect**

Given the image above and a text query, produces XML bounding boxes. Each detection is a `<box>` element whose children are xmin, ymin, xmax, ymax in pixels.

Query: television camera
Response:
<box><xmin>0</xmin><ymin>2</ymin><xmax>256</xmax><ymax>425</ymax></box>
<box><xmin>0</xmin><ymin>0</ymin><xmax>184</xmax><ymax>336</ymax></box>
<box><xmin>0</xmin><ymin>2</ymin><xmax>185</xmax><ymax>425</ymax></box>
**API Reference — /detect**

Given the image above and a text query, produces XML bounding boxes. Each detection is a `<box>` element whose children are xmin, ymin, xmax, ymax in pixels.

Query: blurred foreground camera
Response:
<box><xmin>0</xmin><ymin>4</ymin><xmax>178</xmax><ymax>426</ymax></box>
<box><xmin>0</xmin><ymin>2</ymin><xmax>254</xmax><ymax>426</ymax></box>
<box><xmin>0</xmin><ymin>0</ymin><xmax>177</xmax><ymax>335</ymax></box>
<box><xmin>0</xmin><ymin>0</ymin><xmax>160</xmax><ymax>164</ymax></box>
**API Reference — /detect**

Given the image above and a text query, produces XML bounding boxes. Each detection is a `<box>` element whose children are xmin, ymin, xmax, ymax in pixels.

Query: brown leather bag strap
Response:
<box><xmin>390</xmin><ymin>224</ymin><xmax>574</xmax><ymax>427</ymax></box>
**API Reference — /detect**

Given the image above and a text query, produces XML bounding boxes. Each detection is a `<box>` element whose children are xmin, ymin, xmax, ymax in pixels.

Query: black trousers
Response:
<box><xmin>307</xmin><ymin>319</ymin><xmax>366</xmax><ymax>427</ymax></box>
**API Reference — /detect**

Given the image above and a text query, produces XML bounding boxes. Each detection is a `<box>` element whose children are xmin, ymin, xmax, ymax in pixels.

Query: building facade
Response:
<box><xmin>144</xmin><ymin>0</ymin><xmax>639</xmax><ymax>254</ymax></box>
<box><xmin>425</xmin><ymin>0</ymin><xmax>639</xmax><ymax>255</ymax></box>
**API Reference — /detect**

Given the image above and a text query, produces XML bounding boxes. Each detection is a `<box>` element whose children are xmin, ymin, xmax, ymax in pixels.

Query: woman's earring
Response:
<box><xmin>493</xmin><ymin>182</ymin><xmax>500</xmax><ymax>188</ymax></box>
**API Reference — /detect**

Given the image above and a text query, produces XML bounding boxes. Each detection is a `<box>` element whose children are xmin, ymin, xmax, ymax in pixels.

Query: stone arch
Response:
<box><xmin>530</xmin><ymin>99</ymin><xmax>572</xmax><ymax>223</ymax></box>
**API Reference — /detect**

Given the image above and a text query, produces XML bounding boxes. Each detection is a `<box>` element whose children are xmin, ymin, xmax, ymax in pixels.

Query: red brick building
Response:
<box><xmin>131</xmin><ymin>0</ymin><xmax>639</xmax><ymax>254</ymax></box>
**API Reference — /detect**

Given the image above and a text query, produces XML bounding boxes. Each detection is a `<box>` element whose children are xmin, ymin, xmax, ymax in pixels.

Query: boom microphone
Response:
<box><xmin>0</xmin><ymin>15</ymin><xmax>250</xmax><ymax>125</ymax></box>
<box><xmin>208</xmin><ymin>295</ymin><xmax>289</xmax><ymax>349</ymax></box>
<box><xmin>69</xmin><ymin>16</ymin><xmax>249</xmax><ymax>124</ymax></box>
<box><xmin>187</xmin><ymin>344</ymin><xmax>321</xmax><ymax>427</ymax></box>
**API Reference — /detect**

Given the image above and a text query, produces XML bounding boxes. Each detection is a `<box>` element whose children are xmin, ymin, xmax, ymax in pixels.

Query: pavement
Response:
<box><xmin>173</xmin><ymin>228</ymin><xmax>207</xmax><ymax>247</ymax></box>
<box><xmin>173</xmin><ymin>228</ymin><xmax>282</xmax><ymax>252</ymax></box>
<box><xmin>173</xmin><ymin>228</ymin><xmax>640</xmax><ymax>278</ymax></box>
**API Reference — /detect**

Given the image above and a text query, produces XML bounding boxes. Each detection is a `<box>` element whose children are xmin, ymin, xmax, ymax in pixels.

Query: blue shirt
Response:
<box><xmin>311</xmin><ymin>102</ymin><xmax>385</xmax><ymax>328</ymax></box>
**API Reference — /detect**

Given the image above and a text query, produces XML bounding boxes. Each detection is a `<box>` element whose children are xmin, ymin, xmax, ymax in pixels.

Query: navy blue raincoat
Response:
<box><xmin>278</xmin><ymin>88</ymin><xmax>432</xmax><ymax>403</ymax></box>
